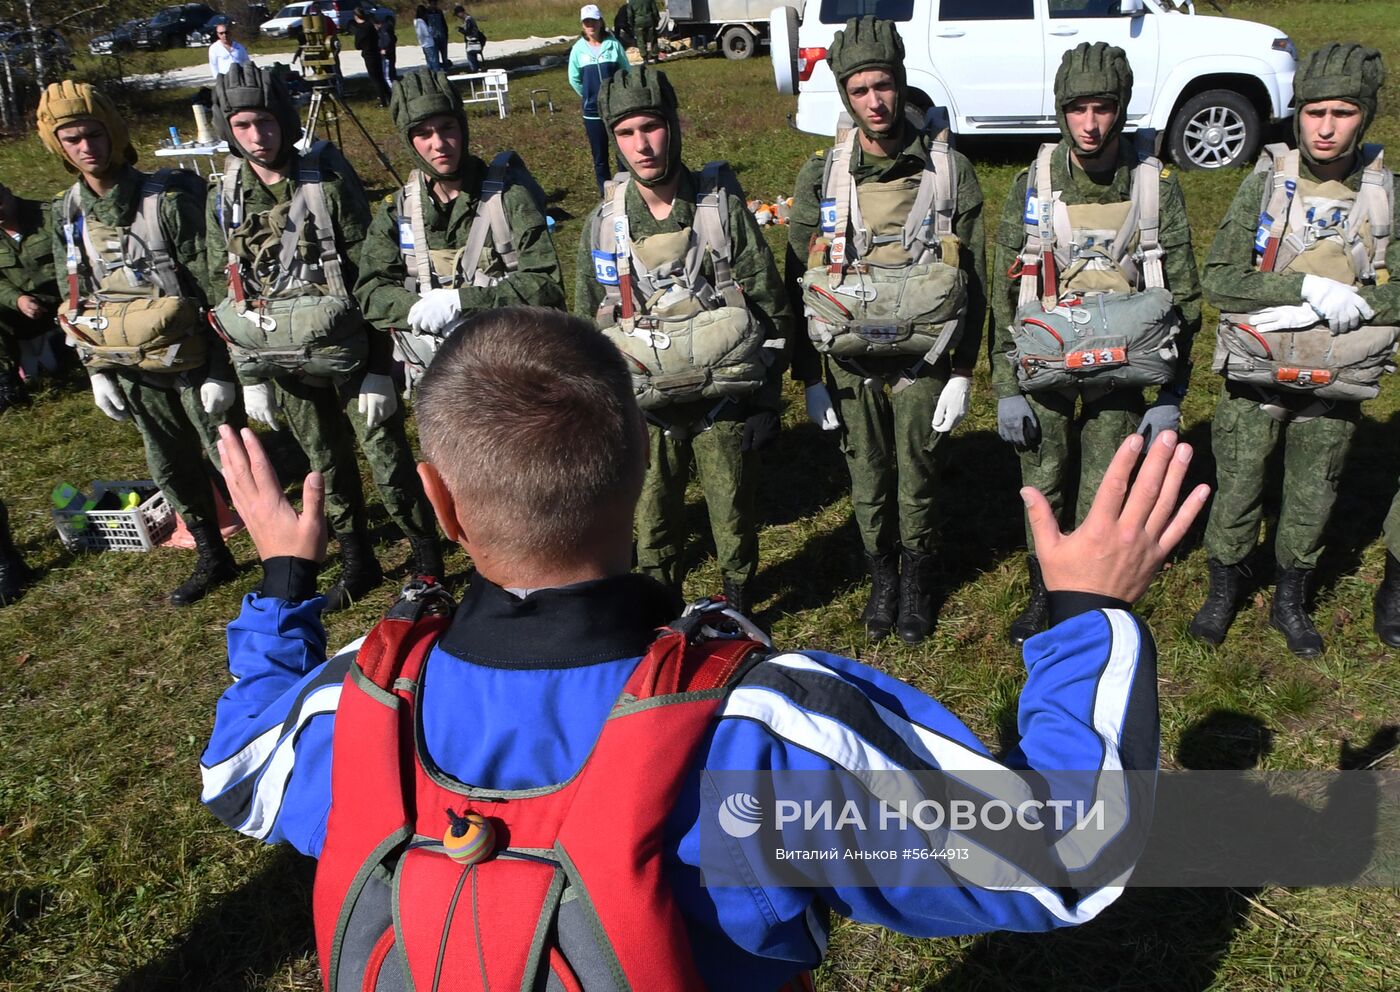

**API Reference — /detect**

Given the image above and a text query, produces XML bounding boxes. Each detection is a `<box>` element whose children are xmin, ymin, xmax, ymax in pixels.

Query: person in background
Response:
<box><xmin>427</xmin><ymin>0</ymin><xmax>450</xmax><ymax>71</ymax></box>
<box><xmin>0</xmin><ymin>180</ymin><xmax>61</xmax><ymax>412</ymax></box>
<box><xmin>568</xmin><ymin>4</ymin><xmax>629</xmax><ymax>194</ymax></box>
<box><xmin>208</xmin><ymin>21</ymin><xmax>251</xmax><ymax>81</ymax></box>
<box><xmin>352</xmin><ymin>6</ymin><xmax>390</xmax><ymax>107</ymax></box>
<box><xmin>627</xmin><ymin>0</ymin><xmax>660</xmax><ymax>64</ymax></box>
<box><xmin>379</xmin><ymin>8</ymin><xmax>400</xmax><ymax>82</ymax></box>
<box><xmin>414</xmin><ymin>5</ymin><xmax>441</xmax><ymax>71</ymax></box>
<box><xmin>453</xmin><ymin>5</ymin><xmax>484</xmax><ymax>72</ymax></box>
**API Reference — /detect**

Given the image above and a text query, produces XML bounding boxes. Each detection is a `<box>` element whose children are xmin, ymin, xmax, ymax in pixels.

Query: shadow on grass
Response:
<box><xmin>929</xmin><ymin>711</ymin><xmax>1396</xmax><ymax>992</ymax></box>
<box><xmin>1321</xmin><ymin>405</ymin><xmax>1400</xmax><ymax>589</ymax></box>
<box><xmin>116</xmin><ymin>848</ymin><xmax>315</xmax><ymax>992</ymax></box>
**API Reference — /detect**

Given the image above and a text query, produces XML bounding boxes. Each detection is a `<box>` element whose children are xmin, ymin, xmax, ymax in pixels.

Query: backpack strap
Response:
<box><xmin>403</xmin><ymin>169</ymin><xmax>437</xmax><ymax>294</ymax></box>
<box><xmin>1019</xmin><ymin>142</ymin><xmax>1059</xmax><ymax>308</ymax></box>
<box><xmin>1350</xmin><ymin>144</ymin><xmax>1391</xmax><ymax>285</ymax></box>
<box><xmin>825</xmin><ymin>129</ymin><xmax>858</xmax><ymax>265</ymax></box>
<box><xmin>591</xmin><ymin>174</ymin><xmax>630</xmax><ymax>323</ymax></box>
<box><xmin>354</xmin><ymin>578</ymin><xmax>457</xmax><ymax>691</ymax></box>
<box><xmin>1130</xmin><ymin>153</ymin><xmax>1166</xmax><ymax>290</ymax></box>
<box><xmin>136</xmin><ymin>169</ymin><xmax>183</xmax><ymax>298</ymax></box>
<box><xmin>624</xmin><ymin>601</ymin><xmax>770</xmax><ymax>701</ymax></box>
<box><xmin>220</xmin><ymin>157</ymin><xmax>254</xmax><ymax>312</ymax></box>
<box><xmin>60</xmin><ymin>183</ymin><xmax>86</xmax><ymax>324</ymax></box>
<box><xmin>605</xmin><ymin>173</ymin><xmax>639</xmax><ymax>331</ymax></box>
<box><xmin>692</xmin><ymin>161</ymin><xmax>745</xmax><ymax>309</ymax></box>
<box><xmin>459</xmin><ymin>150</ymin><xmax>521</xmax><ymax>289</ymax></box>
<box><xmin>1254</xmin><ymin>143</ymin><xmax>1297</xmax><ymax>273</ymax></box>
<box><xmin>899</xmin><ymin>112</ymin><xmax>957</xmax><ymax>261</ymax></box>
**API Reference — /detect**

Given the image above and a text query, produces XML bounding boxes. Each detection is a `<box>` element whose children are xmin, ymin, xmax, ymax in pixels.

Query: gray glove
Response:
<box><xmin>1137</xmin><ymin>401</ymin><xmax>1181</xmax><ymax>446</ymax></box>
<box><xmin>997</xmin><ymin>395</ymin><xmax>1039</xmax><ymax>448</ymax></box>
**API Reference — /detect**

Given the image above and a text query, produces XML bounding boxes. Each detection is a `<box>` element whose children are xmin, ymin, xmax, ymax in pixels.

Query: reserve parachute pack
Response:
<box><xmin>1214</xmin><ymin>142</ymin><xmax>1398</xmax><ymax>401</ymax></box>
<box><xmin>1010</xmin><ymin>139</ymin><xmax>1180</xmax><ymax>393</ymax></box>
<box><xmin>60</xmin><ymin>170</ymin><xmax>206</xmax><ymax>374</ymax></box>
<box><xmin>592</xmin><ymin>161</ymin><xmax>783</xmax><ymax>411</ymax></box>
<box><xmin>311</xmin><ymin>580</ymin><xmax>796</xmax><ymax>992</ymax></box>
<box><xmin>211</xmin><ymin>140</ymin><xmax>368</xmax><ymax>380</ymax></box>
<box><xmin>802</xmin><ymin>108</ymin><xmax>967</xmax><ymax>389</ymax></box>
<box><xmin>392</xmin><ymin>150</ymin><xmax>544</xmax><ymax>380</ymax></box>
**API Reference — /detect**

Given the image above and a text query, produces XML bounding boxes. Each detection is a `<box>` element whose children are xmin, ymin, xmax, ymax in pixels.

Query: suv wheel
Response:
<box><xmin>1168</xmin><ymin>89</ymin><xmax>1260</xmax><ymax>170</ymax></box>
<box><xmin>720</xmin><ymin>25</ymin><xmax>755</xmax><ymax>60</ymax></box>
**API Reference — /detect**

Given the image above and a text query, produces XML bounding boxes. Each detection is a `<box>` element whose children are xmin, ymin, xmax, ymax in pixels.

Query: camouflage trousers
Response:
<box><xmin>1386</xmin><ymin>485</ymin><xmax>1400</xmax><ymax>560</ymax></box>
<box><xmin>636</xmin><ymin>417</ymin><xmax>757</xmax><ymax>591</ymax></box>
<box><xmin>1203</xmin><ymin>383</ymin><xmax>1359</xmax><ymax>570</ymax></box>
<box><xmin>114</xmin><ymin>370</ymin><xmax>230</xmax><ymax>529</ymax></box>
<box><xmin>826</xmin><ymin>356</ymin><xmax>950</xmax><ymax>557</ymax></box>
<box><xmin>1017</xmin><ymin>386</ymin><xmax>1144</xmax><ymax>548</ymax></box>
<box><xmin>274</xmin><ymin>375</ymin><xmax>434</xmax><ymax>541</ymax></box>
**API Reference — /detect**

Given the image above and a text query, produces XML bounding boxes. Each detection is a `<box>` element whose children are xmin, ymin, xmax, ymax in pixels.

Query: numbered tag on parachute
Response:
<box><xmin>1065</xmin><ymin>347</ymin><xmax>1127</xmax><ymax>370</ymax></box>
<box><xmin>820</xmin><ymin>198</ymin><xmax>838</xmax><ymax>235</ymax></box>
<box><xmin>593</xmin><ymin>250</ymin><xmax>620</xmax><ymax>286</ymax></box>
<box><xmin>1024</xmin><ymin>187</ymin><xmax>1038</xmax><ymax>224</ymax></box>
<box><xmin>1275</xmin><ymin>366</ymin><xmax>1331</xmax><ymax>386</ymax></box>
<box><xmin>1254</xmin><ymin>211</ymin><xmax>1273</xmax><ymax>255</ymax></box>
<box><xmin>398</xmin><ymin>219</ymin><xmax>414</xmax><ymax>251</ymax></box>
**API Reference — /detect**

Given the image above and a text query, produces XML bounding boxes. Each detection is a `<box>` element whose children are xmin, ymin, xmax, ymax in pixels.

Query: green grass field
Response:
<box><xmin>1</xmin><ymin>1</ymin><xmax>1398</xmax><ymax>988</ymax></box>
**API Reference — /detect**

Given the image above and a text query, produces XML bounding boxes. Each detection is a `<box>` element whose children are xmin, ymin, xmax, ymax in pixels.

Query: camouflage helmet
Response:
<box><xmin>36</xmin><ymin>81</ymin><xmax>136</xmax><ymax>177</ymax></box>
<box><xmin>1054</xmin><ymin>42</ymin><xmax>1133</xmax><ymax>156</ymax></box>
<box><xmin>390</xmin><ymin>68</ymin><xmax>471</xmax><ymax>178</ymax></box>
<box><xmin>828</xmin><ymin>16</ymin><xmax>907</xmax><ymax>140</ymax></box>
<box><xmin>212</xmin><ymin>62</ymin><xmax>302</xmax><ymax>167</ymax></box>
<box><xmin>1293</xmin><ymin>43</ymin><xmax>1386</xmax><ymax>156</ymax></box>
<box><xmin>600</xmin><ymin>64</ymin><xmax>682</xmax><ymax>188</ymax></box>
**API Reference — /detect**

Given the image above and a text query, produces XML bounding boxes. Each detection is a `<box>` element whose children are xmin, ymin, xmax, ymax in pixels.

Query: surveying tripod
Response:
<box><xmin>303</xmin><ymin>84</ymin><xmax>403</xmax><ymax>185</ymax></box>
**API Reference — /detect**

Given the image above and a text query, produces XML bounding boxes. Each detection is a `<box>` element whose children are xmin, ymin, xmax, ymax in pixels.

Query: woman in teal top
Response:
<box><xmin>568</xmin><ymin>4</ymin><xmax>630</xmax><ymax>193</ymax></box>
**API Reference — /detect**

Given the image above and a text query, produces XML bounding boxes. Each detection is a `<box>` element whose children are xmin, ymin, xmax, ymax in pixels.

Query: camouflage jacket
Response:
<box><xmin>0</xmin><ymin>195</ymin><xmax>60</xmax><ymax>338</ymax></box>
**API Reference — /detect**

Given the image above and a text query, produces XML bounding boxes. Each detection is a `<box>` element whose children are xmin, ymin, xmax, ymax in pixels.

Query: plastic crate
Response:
<box><xmin>52</xmin><ymin>481</ymin><xmax>176</xmax><ymax>552</ymax></box>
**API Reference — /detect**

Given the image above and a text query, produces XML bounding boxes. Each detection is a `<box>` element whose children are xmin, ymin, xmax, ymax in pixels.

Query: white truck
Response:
<box><xmin>663</xmin><ymin>0</ymin><xmax>775</xmax><ymax>60</ymax></box>
<box><xmin>770</xmin><ymin>0</ymin><xmax>1298</xmax><ymax>169</ymax></box>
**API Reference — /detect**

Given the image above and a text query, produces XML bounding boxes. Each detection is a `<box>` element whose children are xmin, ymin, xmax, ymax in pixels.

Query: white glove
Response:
<box><xmin>358</xmin><ymin>372</ymin><xmax>398</xmax><ymax>430</ymax></box>
<box><xmin>931</xmin><ymin>375</ymin><xmax>972</xmax><ymax>433</ymax></box>
<box><xmin>803</xmin><ymin>382</ymin><xmax>839</xmax><ymax>431</ymax></box>
<box><xmin>1249</xmin><ymin>304</ymin><xmax>1324</xmax><ymax>333</ymax></box>
<box><xmin>90</xmin><ymin>372</ymin><xmax>129</xmax><ymax>422</ymax></box>
<box><xmin>243</xmin><ymin>382</ymin><xmax>282</xmax><ymax>430</ymax></box>
<box><xmin>1302</xmin><ymin>274</ymin><xmax>1373</xmax><ymax>335</ymax></box>
<box><xmin>200</xmin><ymin>379</ymin><xmax>236</xmax><ymax>415</ymax></box>
<box><xmin>406</xmin><ymin>288</ymin><xmax>462</xmax><ymax>335</ymax></box>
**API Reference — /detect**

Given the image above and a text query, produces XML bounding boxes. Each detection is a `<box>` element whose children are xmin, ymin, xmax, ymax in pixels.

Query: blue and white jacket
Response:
<box><xmin>201</xmin><ymin>565</ymin><xmax>1157</xmax><ymax>991</ymax></box>
<box><xmin>567</xmin><ymin>36</ymin><xmax>630</xmax><ymax>120</ymax></box>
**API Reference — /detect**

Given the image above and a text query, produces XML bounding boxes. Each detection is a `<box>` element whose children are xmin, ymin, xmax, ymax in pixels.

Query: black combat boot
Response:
<box><xmin>408</xmin><ymin>534</ymin><xmax>446</xmax><ymax>583</ymax></box>
<box><xmin>169</xmin><ymin>522</ymin><xmax>238</xmax><ymax>606</ymax></box>
<box><xmin>1188</xmin><ymin>558</ymin><xmax>1246</xmax><ymax>646</ymax></box>
<box><xmin>0</xmin><ymin>499</ymin><xmax>33</xmax><ymax>605</ymax></box>
<box><xmin>0</xmin><ymin>368</ymin><xmax>26</xmax><ymax>414</ymax></box>
<box><xmin>1375</xmin><ymin>553</ymin><xmax>1400</xmax><ymax>649</ymax></box>
<box><xmin>1007</xmin><ymin>555</ymin><xmax>1049</xmax><ymax>646</ymax></box>
<box><xmin>896</xmin><ymin>547</ymin><xmax>934</xmax><ymax>645</ymax></box>
<box><xmin>721</xmin><ymin>577</ymin><xmax>748</xmax><ymax>615</ymax></box>
<box><xmin>324</xmin><ymin>528</ymin><xmax>385</xmax><ymax>612</ymax></box>
<box><xmin>1270</xmin><ymin>567</ymin><xmax>1323</xmax><ymax>658</ymax></box>
<box><xmin>861</xmin><ymin>550</ymin><xmax>900</xmax><ymax>641</ymax></box>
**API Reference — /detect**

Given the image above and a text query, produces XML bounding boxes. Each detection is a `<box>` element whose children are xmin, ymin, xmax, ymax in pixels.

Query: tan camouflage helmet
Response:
<box><xmin>1293</xmin><ymin>42</ymin><xmax>1386</xmax><ymax>155</ymax></box>
<box><xmin>36</xmin><ymin>81</ymin><xmax>136</xmax><ymax>176</ymax></box>
<box><xmin>828</xmin><ymin>16</ymin><xmax>907</xmax><ymax>139</ymax></box>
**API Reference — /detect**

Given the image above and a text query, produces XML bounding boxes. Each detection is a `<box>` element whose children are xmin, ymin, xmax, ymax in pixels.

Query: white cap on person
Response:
<box><xmin>580</xmin><ymin>4</ymin><xmax>603</xmax><ymax>21</ymax></box>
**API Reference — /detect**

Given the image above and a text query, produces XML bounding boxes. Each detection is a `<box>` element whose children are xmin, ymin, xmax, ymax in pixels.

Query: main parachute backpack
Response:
<box><xmin>591</xmin><ymin>161</ymin><xmax>783</xmax><ymax>411</ymax></box>
<box><xmin>59</xmin><ymin>170</ymin><xmax>207</xmax><ymax>374</ymax></box>
<box><xmin>211</xmin><ymin>140</ymin><xmax>368</xmax><ymax>381</ymax></box>
<box><xmin>1009</xmin><ymin>138</ymin><xmax>1180</xmax><ymax>393</ymax></box>
<box><xmin>312</xmin><ymin>580</ymin><xmax>774</xmax><ymax>991</ymax></box>
<box><xmin>1213</xmin><ymin>142</ymin><xmax>1399</xmax><ymax>401</ymax></box>
<box><xmin>801</xmin><ymin>108</ymin><xmax>967</xmax><ymax>391</ymax></box>
<box><xmin>392</xmin><ymin>150</ymin><xmax>545</xmax><ymax>384</ymax></box>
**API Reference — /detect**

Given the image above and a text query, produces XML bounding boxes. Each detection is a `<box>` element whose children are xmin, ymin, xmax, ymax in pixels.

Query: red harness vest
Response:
<box><xmin>311</xmin><ymin>583</ymin><xmax>775</xmax><ymax>991</ymax></box>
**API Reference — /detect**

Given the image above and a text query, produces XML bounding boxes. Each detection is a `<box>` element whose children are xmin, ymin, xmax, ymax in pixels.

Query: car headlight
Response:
<box><xmin>1272</xmin><ymin>36</ymin><xmax>1297</xmax><ymax>62</ymax></box>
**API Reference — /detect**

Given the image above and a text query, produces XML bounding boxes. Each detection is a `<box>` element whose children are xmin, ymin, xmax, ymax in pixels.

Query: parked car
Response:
<box><xmin>133</xmin><ymin>4</ymin><xmax>220</xmax><ymax>50</ymax></box>
<box><xmin>260</xmin><ymin>1</ymin><xmax>390</xmax><ymax>38</ymax></box>
<box><xmin>90</xmin><ymin>19</ymin><xmax>144</xmax><ymax>55</ymax></box>
<box><xmin>0</xmin><ymin>26</ymin><xmax>74</xmax><ymax>74</ymax></box>
<box><xmin>770</xmin><ymin>0</ymin><xmax>1298</xmax><ymax>170</ymax></box>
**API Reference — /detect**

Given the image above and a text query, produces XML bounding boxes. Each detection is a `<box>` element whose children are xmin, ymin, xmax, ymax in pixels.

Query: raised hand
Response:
<box><xmin>217</xmin><ymin>425</ymin><xmax>328</xmax><ymax>563</ymax></box>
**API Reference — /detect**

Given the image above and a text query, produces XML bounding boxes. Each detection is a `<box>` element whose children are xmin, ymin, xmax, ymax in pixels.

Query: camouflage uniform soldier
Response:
<box><xmin>787</xmin><ymin>16</ymin><xmax>985</xmax><ymax>644</ymax></box>
<box><xmin>575</xmin><ymin>66</ymin><xmax>791</xmax><ymax>612</ymax></box>
<box><xmin>991</xmin><ymin>43</ymin><xmax>1201</xmax><ymax>644</ymax></box>
<box><xmin>0</xmin><ymin>182</ymin><xmax>61</xmax><ymax>411</ymax></box>
<box><xmin>38</xmin><ymin>81</ymin><xmax>240</xmax><ymax>605</ymax></box>
<box><xmin>627</xmin><ymin>0</ymin><xmax>659</xmax><ymax>63</ymax></box>
<box><xmin>207</xmin><ymin>63</ymin><xmax>440</xmax><ymax>610</ymax></box>
<box><xmin>355</xmin><ymin>69</ymin><xmax>564</xmax><ymax>392</ymax></box>
<box><xmin>1191</xmin><ymin>44</ymin><xmax>1396</xmax><ymax>657</ymax></box>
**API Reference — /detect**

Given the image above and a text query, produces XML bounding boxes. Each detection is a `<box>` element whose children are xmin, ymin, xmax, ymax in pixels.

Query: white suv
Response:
<box><xmin>771</xmin><ymin>0</ymin><xmax>1297</xmax><ymax>169</ymax></box>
